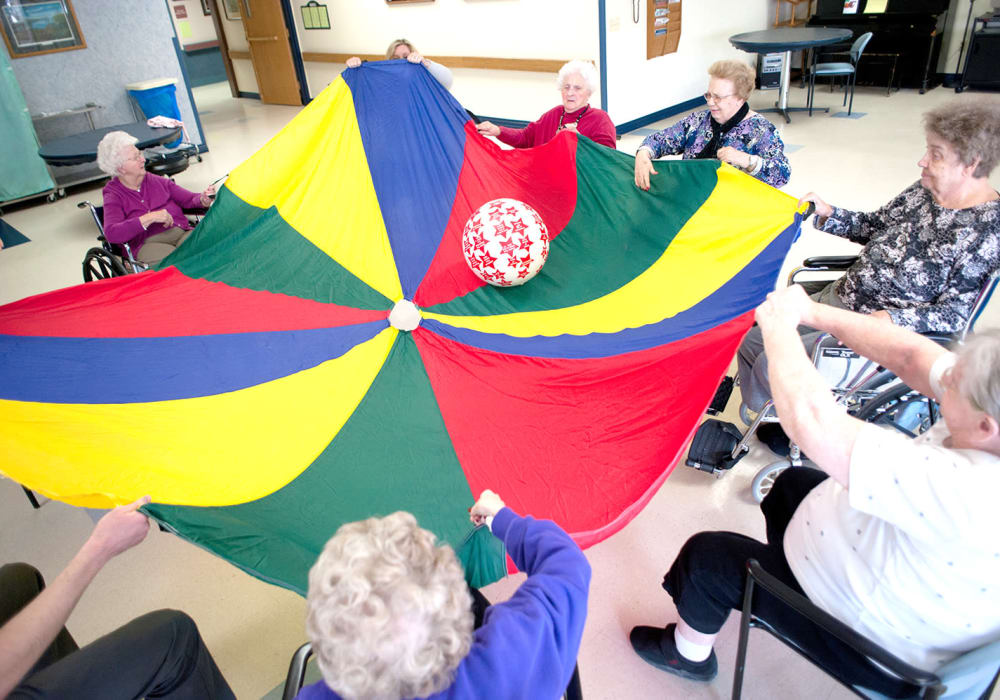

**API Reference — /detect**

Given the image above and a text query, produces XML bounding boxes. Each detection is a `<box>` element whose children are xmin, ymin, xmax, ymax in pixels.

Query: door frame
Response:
<box><xmin>278</xmin><ymin>0</ymin><xmax>311</xmax><ymax>104</ymax></box>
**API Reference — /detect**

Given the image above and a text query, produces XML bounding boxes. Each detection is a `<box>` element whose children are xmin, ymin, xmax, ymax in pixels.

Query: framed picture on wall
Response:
<box><xmin>222</xmin><ymin>0</ymin><xmax>241</xmax><ymax>21</ymax></box>
<box><xmin>0</xmin><ymin>0</ymin><xmax>86</xmax><ymax>59</ymax></box>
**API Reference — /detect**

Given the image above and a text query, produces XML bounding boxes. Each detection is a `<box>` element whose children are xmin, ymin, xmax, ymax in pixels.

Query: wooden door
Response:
<box><xmin>241</xmin><ymin>0</ymin><xmax>302</xmax><ymax>105</ymax></box>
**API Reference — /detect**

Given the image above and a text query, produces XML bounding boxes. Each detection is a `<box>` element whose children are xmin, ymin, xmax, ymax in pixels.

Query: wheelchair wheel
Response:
<box><xmin>853</xmin><ymin>383</ymin><xmax>939</xmax><ymax>438</ymax></box>
<box><xmin>751</xmin><ymin>459</ymin><xmax>817</xmax><ymax>504</ymax></box>
<box><xmin>83</xmin><ymin>247</ymin><xmax>126</xmax><ymax>282</ymax></box>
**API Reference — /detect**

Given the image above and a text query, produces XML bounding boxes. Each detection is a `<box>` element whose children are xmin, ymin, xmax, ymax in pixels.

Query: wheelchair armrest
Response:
<box><xmin>921</xmin><ymin>332</ymin><xmax>957</xmax><ymax>347</ymax></box>
<box><xmin>801</xmin><ymin>255</ymin><xmax>859</xmax><ymax>271</ymax></box>
<box><xmin>746</xmin><ymin>560</ymin><xmax>942</xmax><ymax>688</ymax></box>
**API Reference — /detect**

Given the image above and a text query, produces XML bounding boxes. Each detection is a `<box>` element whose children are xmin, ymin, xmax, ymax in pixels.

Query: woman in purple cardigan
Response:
<box><xmin>96</xmin><ymin>131</ymin><xmax>215</xmax><ymax>266</ymax></box>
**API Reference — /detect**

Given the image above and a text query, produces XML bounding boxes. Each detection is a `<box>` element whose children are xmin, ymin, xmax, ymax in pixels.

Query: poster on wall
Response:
<box><xmin>646</xmin><ymin>0</ymin><xmax>681</xmax><ymax>60</ymax></box>
<box><xmin>174</xmin><ymin>4</ymin><xmax>189</xmax><ymax>19</ymax></box>
<box><xmin>0</xmin><ymin>0</ymin><xmax>86</xmax><ymax>59</ymax></box>
<box><xmin>222</xmin><ymin>0</ymin><xmax>241</xmax><ymax>21</ymax></box>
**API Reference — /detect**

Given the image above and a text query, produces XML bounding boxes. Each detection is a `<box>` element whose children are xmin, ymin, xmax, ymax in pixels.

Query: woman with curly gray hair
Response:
<box><xmin>740</xmin><ymin>97</ymin><xmax>1000</xmax><ymax>447</ymax></box>
<box><xmin>297</xmin><ymin>490</ymin><xmax>591</xmax><ymax>700</ymax></box>
<box><xmin>96</xmin><ymin>130</ymin><xmax>215</xmax><ymax>266</ymax></box>
<box><xmin>476</xmin><ymin>60</ymin><xmax>616</xmax><ymax>149</ymax></box>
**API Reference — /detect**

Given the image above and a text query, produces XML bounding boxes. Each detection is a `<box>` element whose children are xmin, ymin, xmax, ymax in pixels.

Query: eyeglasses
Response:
<box><xmin>703</xmin><ymin>92</ymin><xmax>735</xmax><ymax>103</ymax></box>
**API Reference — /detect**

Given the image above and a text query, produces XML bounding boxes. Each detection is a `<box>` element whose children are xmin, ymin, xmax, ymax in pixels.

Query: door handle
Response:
<box><xmin>242</xmin><ymin>0</ymin><xmax>252</xmax><ymax>18</ymax></box>
<box><xmin>247</xmin><ymin>36</ymin><xmax>279</xmax><ymax>41</ymax></box>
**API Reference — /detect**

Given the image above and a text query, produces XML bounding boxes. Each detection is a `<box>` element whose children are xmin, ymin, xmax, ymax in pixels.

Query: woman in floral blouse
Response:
<box><xmin>634</xmin><ymin>60</ymin><xmax>790</xmax><ymax>189</ymax></box>
<box><xmin>739</xmin><ymin>97</ymin><xmax>1000</xmax><ymax>419</ymax></box>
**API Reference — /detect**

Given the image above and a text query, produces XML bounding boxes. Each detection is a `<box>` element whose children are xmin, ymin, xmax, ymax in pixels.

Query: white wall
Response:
<box><xmin>166</xmin><ymin>1</ymin><xmax>218</xmax><ymax>47</ymax></box>
<box><xmin>292</xmin><ymin>0</ymin><xmax>594</xmax><ymax>59</ymax></box>
<box><xmin>287</xmin><ymin>0</ymin><xmax>787</xmax><ymax>126</ymax></box>
<box><xmin>288</xmin><ymin>0</ymin><xmax>597</xmax><ymax>120</ymax></box>
<box><xmin>603</xmin><ymin>0</ymin><xmax>772</xmax><ymax>125</ymax></box>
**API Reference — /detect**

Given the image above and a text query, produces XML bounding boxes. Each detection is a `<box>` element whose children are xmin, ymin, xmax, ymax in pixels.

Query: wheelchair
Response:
<box><xmin>686</xmin><ymin>255</ymin><xmax>1000</xmax><ymax>503</ymax></box>
<box><xmin>79</xmin><ymin>201</ymin><xmax>147</xmax><ymax>282</ymax></box>
<box><xmin>78</xmin><ymin>200</ymin><xmax>205</xmax><ymax>283</ymax></box>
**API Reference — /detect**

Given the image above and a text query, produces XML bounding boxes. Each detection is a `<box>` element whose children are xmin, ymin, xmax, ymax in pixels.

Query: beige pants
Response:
<box><xmin>136</xmin><ymin>227</ymin><xmax>193</xmax><ymax>265</ymax></box>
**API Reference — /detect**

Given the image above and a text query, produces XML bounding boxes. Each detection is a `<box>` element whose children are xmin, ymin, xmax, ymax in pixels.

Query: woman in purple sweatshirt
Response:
<box><xmin>298</xmin><ymin>490</ymin><xmax>591</xmax><ymax>700</ymax></box>
<box><xmin>96</xmin><ymin>131</ymin><xmax>215</xmax><ymax>266</ymax></box>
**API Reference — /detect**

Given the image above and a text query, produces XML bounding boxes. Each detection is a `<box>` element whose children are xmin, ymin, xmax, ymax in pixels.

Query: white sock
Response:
<box><xmin>674</xmin><ymin>627</ymin><xmax>713</xmax><ymax>663</ymax></box>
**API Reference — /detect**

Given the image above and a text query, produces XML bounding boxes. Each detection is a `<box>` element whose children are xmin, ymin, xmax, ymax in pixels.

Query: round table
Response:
<box><xmin>38</xmin><ymin>122</ymin><xmax>183</xmax><ymax>166</ymax></box>
<box><xmin>729</xmin><ymin>27</ymin><xmax>852</xmax><ymax>123</ymax></box>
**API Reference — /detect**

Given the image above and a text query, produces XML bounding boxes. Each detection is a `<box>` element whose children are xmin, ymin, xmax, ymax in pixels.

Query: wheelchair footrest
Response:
<box><xmin>686</xmin><ymin>419</ymin><xmax>746</xmax><ymax>474</ymax></box>
<box><xmin>706</xmin><ymin>376</ymin><xmax>734</xmax><ymax>415</ymax></box>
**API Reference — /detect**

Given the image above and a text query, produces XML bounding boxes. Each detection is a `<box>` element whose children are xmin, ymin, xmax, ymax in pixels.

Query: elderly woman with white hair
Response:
<box><xmin>476</xmin><ymin>60</ymin><xmax>616</xmax><ymax>149</ymax></box>
<box><xmin>634</xmin><ymin>59</ymin><xmax>790</xmax><ymax>189</ymax></box>
<box><xmin>296</xmin><ymin>490</ymin><xmax>591</xmax><ymax>700</ymax></box>
<box><xmin>97</xmin><ymin>130</ymin><xmax>214</xmax><ymax>266</ymax></box>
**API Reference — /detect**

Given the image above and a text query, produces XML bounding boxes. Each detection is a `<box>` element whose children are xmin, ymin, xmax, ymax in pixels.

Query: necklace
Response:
<box><xmin>558</xmin><ymin>105</ymin><xmax>590</xmax><ymax>131</ymax></box>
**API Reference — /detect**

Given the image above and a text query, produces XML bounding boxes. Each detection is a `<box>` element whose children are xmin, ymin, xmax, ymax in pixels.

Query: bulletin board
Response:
<box><xmin>647</xmin><ymin>0</ymin><xmax>681</xmax><ymax>59</ymax></box>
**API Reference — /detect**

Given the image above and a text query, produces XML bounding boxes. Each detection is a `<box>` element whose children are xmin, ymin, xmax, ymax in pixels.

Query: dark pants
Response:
<box><xmin>662</xmin><ymin>468</ymin><xmax>914</xmax><ymax>698</ymax></box>
<box><xmin>1</xmin><ymin>563</ymin><xmax>235</xmax><ymax>699</ymax></box>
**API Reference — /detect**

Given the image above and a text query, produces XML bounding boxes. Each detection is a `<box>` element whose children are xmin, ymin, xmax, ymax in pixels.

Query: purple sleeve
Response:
<box><xmin>101</xmin><ymin>183</ymin><xmax>145</xmax><ymax>244</ymax></box>
<box><xmin>166</xmin><ymin>178</ymin><xmax>204</xmax><ymax>209</ymax></box>
<box><xmin>441</xmin><ymin>508</ymin><xmax>590</xmax><ymax>699</ymax></box>
<box><xmin>748</xmin><ymin>122</ymin><xmax>790</xmax><ymax>188</ymax></box>
<box><xmin>639</xmin><ymin>111</ymin><xmax>701</xmax><ymax>158</ymax></box>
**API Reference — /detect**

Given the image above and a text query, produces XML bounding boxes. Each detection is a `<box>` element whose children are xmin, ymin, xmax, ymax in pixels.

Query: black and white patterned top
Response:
<box><xmin>818</xmin><ymin>182</ymin><xmax>1000</xmax><ymax>333</ymax></box>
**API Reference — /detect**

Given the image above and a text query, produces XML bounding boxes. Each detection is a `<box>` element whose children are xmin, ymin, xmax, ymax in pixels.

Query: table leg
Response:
<box><xmin>777</xmin><ymin>50</ymin><xmax>791</xmax><ymax>122</ymax></box>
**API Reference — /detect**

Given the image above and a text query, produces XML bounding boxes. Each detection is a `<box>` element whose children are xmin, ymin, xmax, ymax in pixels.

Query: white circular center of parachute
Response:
<box><xmin>389</xmin><ymin>299</ymin><xmax>421</xmax><ymax>332</ymax></box>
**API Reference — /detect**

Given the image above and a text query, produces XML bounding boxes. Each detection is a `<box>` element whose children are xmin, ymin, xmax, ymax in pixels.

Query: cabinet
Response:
<box><xmin>31</xmin><ymin>103</ymin><xmax>108</xmax><ymax>194</ymax></box>
<box><xmin>956</xmin><ymin>18</ymin><xmax>1000</xmax><ymax>92</ymax></box>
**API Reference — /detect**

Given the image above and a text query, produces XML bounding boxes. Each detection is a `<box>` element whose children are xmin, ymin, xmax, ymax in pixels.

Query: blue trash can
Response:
<box><xmin>126</xmin><ymin>78</ymin><xmax>182</xmax><ymax>147</ymax></box>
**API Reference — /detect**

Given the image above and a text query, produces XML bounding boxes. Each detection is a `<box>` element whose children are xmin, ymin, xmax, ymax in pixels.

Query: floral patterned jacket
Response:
<box><xmin>820</xmin><ymin>182</ymin><xmax>1000</xmax><ymax>333</ymax></box>
<box><xmin>637</xmin><ymin>109</ymin><xmax>790</xmax><ymax>188</ymax></box>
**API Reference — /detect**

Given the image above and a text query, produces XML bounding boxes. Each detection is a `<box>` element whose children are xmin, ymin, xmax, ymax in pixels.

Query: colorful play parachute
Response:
<box><xmin>0</xmin><ymin>61</ymin><xmax>803</xmax><ymax>594</ymax></box>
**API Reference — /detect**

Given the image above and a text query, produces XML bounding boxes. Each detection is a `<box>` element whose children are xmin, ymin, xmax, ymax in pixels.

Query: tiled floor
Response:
<box><xmin>1</xmin><ymin>79</ymin><xmax>998</xmax><ymax>699</ymax></box>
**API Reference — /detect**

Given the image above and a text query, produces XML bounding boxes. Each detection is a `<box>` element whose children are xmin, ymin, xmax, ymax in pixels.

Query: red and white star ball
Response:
<box><xmin>462</xmin><ymin>198</ymin><xmax>549</xmax><ymax>287</ymax></box>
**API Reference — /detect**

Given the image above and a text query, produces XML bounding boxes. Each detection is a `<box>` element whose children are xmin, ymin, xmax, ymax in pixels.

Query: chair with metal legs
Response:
<box><xmin>732</xmin><ymin>559</ymin><xmax>1000</xmax><ymax>699</ymax></box>
<box><xmin>282</xmin><ymin>641</ymin><xmax>584</xmax><ymax>700</ymax></box>
<box><xmin>808</xmin><ymin>32</ymin><xmax>873</xmax><ymax>117</ymax></box>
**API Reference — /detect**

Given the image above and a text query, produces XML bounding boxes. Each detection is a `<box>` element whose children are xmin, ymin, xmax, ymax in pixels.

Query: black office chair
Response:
<box><xmin>732</xmin><ymin>559</ymin><xmax>1000</xmax><ymax>699</ymax></box>
<box><xmin>282</xmin><ymin>642</ymin><xmax>583</xmax><ymax>699</ymax></box>
<box><xmin>808</xmin><ymin>32</ymin><xmax>873</xmax><ymax>117</ymax></box>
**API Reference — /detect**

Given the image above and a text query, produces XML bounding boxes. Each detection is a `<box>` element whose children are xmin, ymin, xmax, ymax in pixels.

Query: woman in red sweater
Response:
<box><xmin>476</xmin><ymin>60</ymin><xmax>616</xmax><ymax>149</ymax></box>
<box><xmin>96</xmin><ymin>131</ymin><xmax>215</xmax><ymax>266</ymax></box>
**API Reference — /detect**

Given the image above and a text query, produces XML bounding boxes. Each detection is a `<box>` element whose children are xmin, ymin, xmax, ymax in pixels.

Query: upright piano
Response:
<box><xmin>807</xmin><ymin>0</ymin><xmax>950</xmax><ymax>93</ymax></box>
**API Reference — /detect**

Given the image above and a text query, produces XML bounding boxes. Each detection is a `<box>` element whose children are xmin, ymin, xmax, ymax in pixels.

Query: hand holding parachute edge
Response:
<box><xmin>470</xmin><ymin>490</ymin><xmax>505</xmax><ymax>529</ymax></box>
<box><xmin>83</xmin><ymin>495</ymin><xmax>152</xmax><ymax>565</ymax></box>
<box><xmin>797</xmin><ymin>192</ymin><xmax>831</xmax><ymax>220</ymax></box>
<box><xmin>634</xmin><ymin>150</ymin><xmax>657</xmax><ymax>191</ymax></box>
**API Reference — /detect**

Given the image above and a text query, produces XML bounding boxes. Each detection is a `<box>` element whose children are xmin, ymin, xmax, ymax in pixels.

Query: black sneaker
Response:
<box><xmin>756</xmin><ymin>422</ymin><xmax>791</xmax><ymax>457</ymax></box>
<box><xmin>629</xmin><ymin>623</ymin><xmax>718</xmax><ymax>681</ymax></box>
